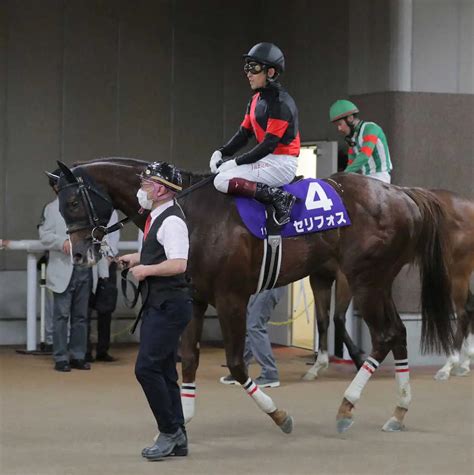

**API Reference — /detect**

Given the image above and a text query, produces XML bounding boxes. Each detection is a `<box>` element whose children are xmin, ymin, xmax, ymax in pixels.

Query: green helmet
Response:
<box><xmin>329</xmin><ymin>100</ymin><xmax>359</xmax><ymax>122</ymax></box>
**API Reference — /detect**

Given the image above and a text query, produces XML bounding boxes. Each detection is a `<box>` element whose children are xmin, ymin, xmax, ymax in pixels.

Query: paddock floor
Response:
<box><xmin>1</xmin><ymin>344</ymin><xmax>472</xmax><ymax>475</ymax></box>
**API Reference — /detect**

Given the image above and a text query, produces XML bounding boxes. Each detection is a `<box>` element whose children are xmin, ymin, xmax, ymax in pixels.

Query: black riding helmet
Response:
<box><xmin>243</xmin><ymin>42</ymin><xmax>285</xmax><ymax>74</ymax></box>
<box><xmin>140</xmin><ymin>161</ymin><xmax>183</xmax><ymax>192</ymax></box>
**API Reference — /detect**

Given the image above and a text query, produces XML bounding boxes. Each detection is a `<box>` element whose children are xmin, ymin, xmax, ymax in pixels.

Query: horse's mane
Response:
<box><xmin>73</xmin><ymin>157</ymin><xmax>148</xmax><ymax>168</ymax></box>
<box><xmin>72</xmin><ymin>156</ymin><xmax>212</xmax><ymax>188</ymax></box>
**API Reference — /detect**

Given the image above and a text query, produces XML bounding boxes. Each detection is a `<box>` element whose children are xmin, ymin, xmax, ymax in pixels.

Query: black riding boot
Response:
<box><xmin>255</xmin><ymin>183</ymin><xmax>296</xmax><ymax>226</ymax></box>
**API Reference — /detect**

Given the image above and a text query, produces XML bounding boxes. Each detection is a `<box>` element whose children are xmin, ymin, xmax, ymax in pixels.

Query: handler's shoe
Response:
<box><xmin>219</xmin><ymin>374</ymin><xmax>238</xmax><ymax>385</ymax></box>
<box><xmin>255</xmin><ymin>377</ymin><xmax>280</xmax><ymax>388</ymax></box>
<box><xmin>142</xmin><ymin>428</ymin><xmax>187</xmax><ymax>460</ymax></box>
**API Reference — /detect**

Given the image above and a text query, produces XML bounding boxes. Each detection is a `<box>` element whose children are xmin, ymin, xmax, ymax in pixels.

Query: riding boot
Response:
<box><xmin>254</xmin><ymin>183</ymin><xmax>296</xmax><ymax>226</ymax></box>
<box><xmin>227</xmin><ymin>178</ymin><xmax>296</xmax><ymax>226</ymax></box>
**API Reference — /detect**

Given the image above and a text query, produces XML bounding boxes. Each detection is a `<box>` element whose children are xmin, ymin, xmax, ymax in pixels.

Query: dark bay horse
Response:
<box><xmin>304</xmin><ymin>190</ymin><xmax>474</xmax><ymax>382</ymax></box>
<box><xmin>54</xmin><ymin>158</ymin><xmax>455</xmax><ymax>434</ymax></box>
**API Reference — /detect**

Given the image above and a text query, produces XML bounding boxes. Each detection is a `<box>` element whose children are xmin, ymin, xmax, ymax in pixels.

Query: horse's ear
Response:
<box><xmin>57</xmin><ymin>161</ymin><xmax>77</xmax><ymax>183</ymax></box>
<box><xmin>44</xmin><ymin>171</ymin><xmax>59</xmax><ymax>183</ymax></box>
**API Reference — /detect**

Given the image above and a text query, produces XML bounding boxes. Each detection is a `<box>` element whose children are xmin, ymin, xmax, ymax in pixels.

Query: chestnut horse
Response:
<box><xmin>54</xmin><ymin>158</ymin><xmax>454</xmax><ymax>434</ymax></box>
<box><xmin>304</xmin><ymin>190</ymin><xmax>474</xmax><ymax>382</ymax></box>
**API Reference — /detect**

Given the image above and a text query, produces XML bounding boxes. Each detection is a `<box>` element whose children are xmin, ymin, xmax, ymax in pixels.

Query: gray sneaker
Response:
<box><xmin>255</xmin><ymin>377</ymin><xmax>280</xmax><ymax>388</ymax></box>
<box><xmin>142</xmin><ymin>428</ymin><xmax>187</xmax><ymax>460</ymax></box>
<box><xmin>219</xmin><ymin>374</ymin><xmax>238</xmax><ymax>385</ymax></box>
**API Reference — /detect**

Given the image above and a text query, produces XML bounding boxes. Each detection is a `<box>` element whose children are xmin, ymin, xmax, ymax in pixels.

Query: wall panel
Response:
<box><xmin>116</xmin><ymin>0</ymin><xmax>172</xmax><ymax>162</ymax></box>
<box><xmin>0</xmin><ymin>2</ymin><xmax>7</xmax><ymax>269</ymax></box>
<box><xmin>62</xmin><ymin>0</ymin><xmax>118</xmax><ymax>163</ymax></box>
<box><xmin>4</xmin><ymin>0</ymin><xmax>63</xmax><ymax>268</ymax></box>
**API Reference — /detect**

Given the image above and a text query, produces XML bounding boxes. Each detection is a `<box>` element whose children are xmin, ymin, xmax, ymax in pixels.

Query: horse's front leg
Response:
<box><xmin>216</xmin><ymin>293</ymin><xmax>293</xmax><ymax>434</ymax></box>
<box><xmin>180</xmin><ymin>300</ymin><xmax>207</xmax><ymax>423</ymax></box>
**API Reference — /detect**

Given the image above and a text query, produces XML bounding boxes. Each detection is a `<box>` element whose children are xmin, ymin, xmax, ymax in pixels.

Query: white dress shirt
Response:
<box><xmin>148</xmin><ymin>200</ymin><xmax>189</xmax><ymax>260</ymax></box>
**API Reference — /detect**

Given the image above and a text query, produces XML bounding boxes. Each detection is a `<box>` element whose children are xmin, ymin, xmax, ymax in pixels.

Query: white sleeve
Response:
<box><xmin>157</xmin><ymin>216</ymin><xmax>189</xmax><ymax>260</ymax></box>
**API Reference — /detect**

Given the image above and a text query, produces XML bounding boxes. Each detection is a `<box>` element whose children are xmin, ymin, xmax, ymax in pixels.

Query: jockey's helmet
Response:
<box><xmin>140</xmin><ymin>162</ymin><xmax>183</xmax><ymax>192</ymax></box>
<box><xmin>243</xmin><ymin>42</ymin><xmax>285</xmax><ymax>73</ymax></box>
<box><xmin>329</xmin><ymin>100</ymin><xmax>359</xmax><ymax>122</ymax></box>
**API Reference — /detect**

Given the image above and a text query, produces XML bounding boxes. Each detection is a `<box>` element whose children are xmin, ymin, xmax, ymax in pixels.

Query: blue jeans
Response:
<box><xmin>135</xmin><ymin>297</ymin><xmax>192</xmax><ymax>434</ymax></box>
<box><xmin>244</xmin><ymin>287</ymin><xmax>285</xmax><ymax>381</ymax></box>
<box><xmin>52</xmin><ymin>267</ymin><xmax>92</xmax><ymax>363</ymax></box>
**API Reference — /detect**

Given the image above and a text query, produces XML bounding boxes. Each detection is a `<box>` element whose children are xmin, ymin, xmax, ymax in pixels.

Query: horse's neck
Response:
<box><xmin>86</xmin><ymin>162</ymin><xmax>145</xmax><ymax>228</ymax></box>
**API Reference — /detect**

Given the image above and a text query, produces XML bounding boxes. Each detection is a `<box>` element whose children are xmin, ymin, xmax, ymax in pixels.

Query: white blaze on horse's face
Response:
<box><xmin>68</xmin><ymin>229</ymin><xmax>100</xmax><ymax>267</ymax></box>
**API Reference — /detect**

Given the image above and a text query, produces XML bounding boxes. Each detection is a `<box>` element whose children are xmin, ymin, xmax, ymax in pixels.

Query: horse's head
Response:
<box><xmin>54</xmin><ymin>161</ymin><xmax>114</xmax><ymax>266</ymax></box>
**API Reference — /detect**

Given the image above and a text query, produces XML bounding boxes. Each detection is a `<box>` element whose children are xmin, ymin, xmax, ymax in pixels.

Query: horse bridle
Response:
<box><xmin>58</xmin><ymin>177</ymin><xmax>114</xmax><ymax>243</ymax></box>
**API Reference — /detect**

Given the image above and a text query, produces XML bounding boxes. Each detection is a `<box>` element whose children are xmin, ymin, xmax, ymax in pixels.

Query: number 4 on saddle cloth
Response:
<box><xmin>234</xmin><ymin>179</ymin><xmax>351</xmax><ymax>292</ymax></box>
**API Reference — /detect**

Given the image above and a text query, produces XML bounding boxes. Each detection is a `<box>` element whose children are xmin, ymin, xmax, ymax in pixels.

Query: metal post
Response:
<box><xmin>40</xmin><ymin>262</ymin><xmax>46</xmax><ymax>345</ymax></box>
<box><xmin>26</xmin><ymin>253</ymin><xmax>38</xmax><ymax>351</ymax></box>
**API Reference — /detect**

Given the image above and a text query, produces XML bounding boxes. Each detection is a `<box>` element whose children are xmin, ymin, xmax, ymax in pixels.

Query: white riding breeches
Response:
<box><xmin>369</xmin><ymin>171</ymin><xmax>391</xmax><ymax>183</ymax></box>
<box><xmin>214</xmin><ymin>154</ymin><xmax>298</xmax><ymax>193</ymax></box>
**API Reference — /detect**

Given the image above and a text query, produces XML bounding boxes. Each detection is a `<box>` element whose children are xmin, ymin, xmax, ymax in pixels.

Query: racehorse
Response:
<box><xmin>304</xmin><ymin>190</ymin><xmax>474</xmax><ymax>382</ymax></box>
<box><xmin>53</xmin><ymin>157</ymin><xmax>455</xmax><ymax>434</ymax></box>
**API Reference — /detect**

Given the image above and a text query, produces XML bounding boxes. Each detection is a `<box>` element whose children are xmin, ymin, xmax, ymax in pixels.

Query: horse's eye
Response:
<box><xmin>71</xmin><ymin>201</ymin><xmax>79</xmax><ymax>208</ymax></box>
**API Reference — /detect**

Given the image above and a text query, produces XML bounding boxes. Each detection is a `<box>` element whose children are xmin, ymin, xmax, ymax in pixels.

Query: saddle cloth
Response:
<box><xmin>234</xmin><ymin>178</ymin><xmax>351</xmax><ymax>240</ymax></box>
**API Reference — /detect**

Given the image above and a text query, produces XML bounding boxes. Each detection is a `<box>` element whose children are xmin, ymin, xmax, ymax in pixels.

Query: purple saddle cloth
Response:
<box><xmin>234</xmin><ymin>178</ymin><xmax>351</xmax><ymax>240</ymax></box>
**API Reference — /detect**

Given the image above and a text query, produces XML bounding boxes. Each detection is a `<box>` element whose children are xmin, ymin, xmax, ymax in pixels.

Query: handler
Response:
<box><xmin>120</xmin><ymin>162</ymin><xmax>192</xmax><ymax>461</ymax></box>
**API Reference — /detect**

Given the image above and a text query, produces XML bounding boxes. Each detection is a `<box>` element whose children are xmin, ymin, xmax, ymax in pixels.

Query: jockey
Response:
<box><xmin>210</xmin><ymin>42</ymin><xmax>300</xmax><ymax>225</ymax></box>
<box><xmin>329</xmin><ymin>99</ymin><xmax>393</xmax><ymax>183</ymax></box>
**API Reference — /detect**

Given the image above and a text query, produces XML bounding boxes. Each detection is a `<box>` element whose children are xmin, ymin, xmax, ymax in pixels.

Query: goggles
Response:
<box><xmin>244</xmin><ymin>61</ymin><xmax>265</xmax><ymax>75</ymax></box>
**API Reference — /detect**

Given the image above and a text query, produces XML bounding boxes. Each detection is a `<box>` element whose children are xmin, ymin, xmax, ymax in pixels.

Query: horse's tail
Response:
<box><xmin>403</xmin><ymin>188</ymin><xmax>455</xmax><ymax>354</ymax></box>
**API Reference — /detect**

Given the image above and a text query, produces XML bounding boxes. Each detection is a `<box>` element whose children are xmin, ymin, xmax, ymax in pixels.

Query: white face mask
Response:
<box><xmin>136</xmin><ymin>188</ymin><xmax>153</xmax><ymax>210</ymax></box>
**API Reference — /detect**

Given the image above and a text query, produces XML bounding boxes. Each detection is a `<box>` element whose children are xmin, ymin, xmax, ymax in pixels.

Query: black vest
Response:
<box><xmin>140</xmin><ymin>202</ymin><xmax>190</xmax><ymax>306</ymax></box>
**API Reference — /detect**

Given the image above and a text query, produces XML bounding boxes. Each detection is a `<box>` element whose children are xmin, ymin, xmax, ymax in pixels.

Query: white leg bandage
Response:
<box><xmin>344</xmin><ymin>357</ymin><xmax>379</xmax><ymax>405</ymax></box>
<box><xmin>181</xmin><ymin>382</ymin><xmax>196</xmax><ymax>424</ymax></box>
<box><xmin>464</xmin><ymin>334</ymin><xmax>474</xmax><ymax>359</ymax></box>
<box><xmin>242</xmin><ymin>378</ymin><xmax>277</xmax><ymax>414</ymax></box>
<box><xmin>395</xmin><ymin>359</ymin><xmax>411</xmax><ymax>409</ymax></box>
<box><xmin>305</xmin><ymin>351</ymin><xmax>329</xmax><ymax>379</ymax></box>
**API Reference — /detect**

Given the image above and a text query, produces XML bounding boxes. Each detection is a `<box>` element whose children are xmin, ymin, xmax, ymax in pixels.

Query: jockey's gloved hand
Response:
<box><xmin>209</xmin><ymin>150</ymin><xmax>223</xmax><ymax>174</ymax></box>
<box><xmin>217</xmin><ymin>159</ymin><xmax>237</xmax><ymax>174</ymax></box>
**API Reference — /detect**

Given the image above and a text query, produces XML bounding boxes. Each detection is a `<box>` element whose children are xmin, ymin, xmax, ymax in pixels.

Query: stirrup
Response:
<box><xmin>272</xmin><ymin>195</ymin><xmax>296</xmax><ymax>226</ymax></box>
<box><xmin>272</xmin><ymin>210</ymin><xmax>291</xmax><ymax>226</ymax></box>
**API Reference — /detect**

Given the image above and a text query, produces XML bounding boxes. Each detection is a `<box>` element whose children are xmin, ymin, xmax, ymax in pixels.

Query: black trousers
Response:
<box><xmin>87</xmin><ymin>262</ymin><xmax>117</xmax><ymax>356</ymax></box>
<box><xmin>135</xmin><ymin>297</ymin><xmax>192</xmax><ymax>434</ymax></box>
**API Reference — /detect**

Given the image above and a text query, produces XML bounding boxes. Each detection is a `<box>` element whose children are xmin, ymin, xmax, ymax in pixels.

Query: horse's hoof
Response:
<box><xmin>336</xmin><ymin>417</ymin><xmax>353</xmax><ymax>433</ymax></box>
<box><xmin>279</xmin><ymin>415</ymin><xmax>294</xmax><ymax>434</ymax></box>
<box><xmin>434</xmin><ymin>370</ymin><xmax>450</xmax><ymax>381</ymax></box>
<box><xmin>382</xmin><ymin>417</ymin><xmax>405</xmax><ymax>432</ymax></box>
<box><xmin>302</xmin><ymin>371</ymin><xmax>317</xmax><ymax>381</ymax></box>
<box><xmin>452</xmin><ymin>366</ymin><xmax>470</xmax><ymax>377</ymax></box>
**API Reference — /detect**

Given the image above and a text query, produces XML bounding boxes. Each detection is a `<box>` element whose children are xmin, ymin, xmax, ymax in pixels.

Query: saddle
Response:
<box><xmin>234</xmin><ymin>178</ymin><xmax>351</xmax><ymax>293</ymax></box>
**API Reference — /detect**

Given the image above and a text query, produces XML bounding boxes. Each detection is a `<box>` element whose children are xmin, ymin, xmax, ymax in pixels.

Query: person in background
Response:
<box><xmin>39</xmin><ymin>169</ymin><xmax>93</xmax><ymax>372</ymax></box>
<box><xmin>220</xmin><ymin>287</ymin><xmax>285</xmax><ymax>388</ymax></box>
<box><xmin>329</xmin><ymin>99</ymin><xmax>393</xmax><ymax>183</ymax></box>
<box><xmin>86</xmin><ymin>209</ymin><xmax>120</xmax><ymax>363</ymax></box>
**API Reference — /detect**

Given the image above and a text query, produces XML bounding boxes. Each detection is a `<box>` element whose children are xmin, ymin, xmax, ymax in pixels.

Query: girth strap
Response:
<box><xmin>256</xmin><ymin>206</ymin><xmax>283</xmax><ymax>293</ymax></box>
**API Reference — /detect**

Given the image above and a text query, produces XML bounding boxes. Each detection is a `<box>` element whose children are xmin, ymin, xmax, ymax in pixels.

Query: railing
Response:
<box><xmin>0</xmin><ymin>239</ymin><xmax>140</xmax><ymax>351</ymax></box>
